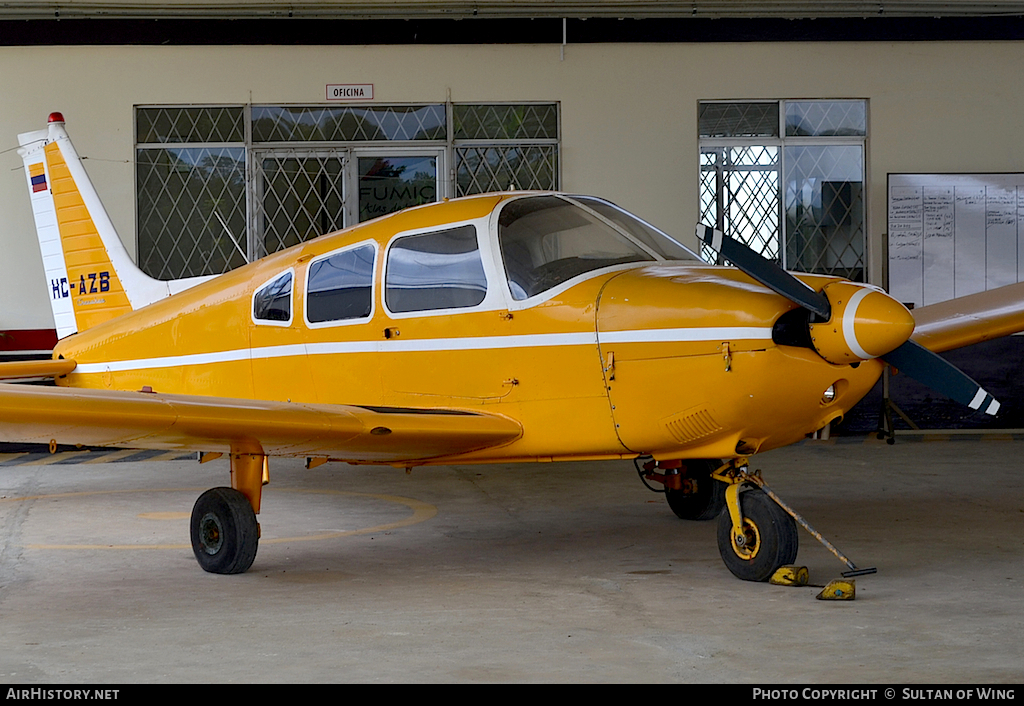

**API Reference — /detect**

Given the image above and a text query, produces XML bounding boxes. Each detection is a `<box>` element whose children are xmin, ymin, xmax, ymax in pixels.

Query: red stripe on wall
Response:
<box><xmin>0</xmin><ymin>329</ymin><xmax>58</xmax><ymax>352</ymax></box>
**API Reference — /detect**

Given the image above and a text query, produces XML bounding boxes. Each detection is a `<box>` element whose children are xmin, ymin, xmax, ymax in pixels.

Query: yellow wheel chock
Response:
<box><xmin>816</xmin><ymin>579</ymin><xmax>856</xmax><ymax>601</ymax></box>
<box><xmin>770</xmin><ymin>565</ymin><xmax>809</xmax><ymax>586</ymax></box>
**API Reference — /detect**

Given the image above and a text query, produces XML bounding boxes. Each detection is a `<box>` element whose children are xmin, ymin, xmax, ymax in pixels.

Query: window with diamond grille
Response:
<box><xmin>453</xmin><ymin>104</ymin><xmax>559</xmax><ymax>196</ymax></box>
<box><xmin>137</xmin><ymin>107</ymin><xmax>248</xmax><ymax>279</ymax></box>
<box><xmin>785</xmin><ymin>100</ymin><xmax>866</xmax><ymax>137</ymax></box>
<box><xmin>254</xmin><ymin>151</ymin><xmax>346</xmax><ymax>258</ymax></box>
<box><xmin>456</xmin><ymin>145</ymin><xmax>558</xmax><ymax>195</ymax></box>
<box><xmin>252</xmin><ymin>105</ymin><xmax>446</xmax><ymax>142</ymax></box>
<box><xmin>699</xmin><ymin>102</ymin><xmax>779</xmax><ymax>139</ymax></box>
<box><xmin>137</xmin><ymin>103</ymin><xmax>559</xmax><ymax>280</ymax></box>
<box><xmin>699</xmin><ymin>145</ymin><xmax>781</xmax><ymax>264</ymax></box>
<box><xmin>136</xmin><ymin>146</ymin><xmax>248</xmax><ymax>279</ymax></box>
<box><xmin>699</xmin><ymin>100</ymin><xmax>866</xmax><ymax>281</ymax></box>
<box><xmin>454</xmin><ymin>104</ymin><xmax>558</xmax><ymax>141</ymax></box>
<box><xmin>784</xmin><ymin>144</ymin><xmax>865</xmax><ymax>281</ymax></box>
<box><xmin>137</xmin><ymin>106</ymin><xmax>245</xmax><ymax>144</ymax></box>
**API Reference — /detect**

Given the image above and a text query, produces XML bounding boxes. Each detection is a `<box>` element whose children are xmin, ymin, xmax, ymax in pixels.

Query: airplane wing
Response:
<box><xmin>910</xmin><ymin>281</ymin><xmax>1024</xmax><ymax>353</ymax></box>
<box><xmin>0</xmin><ymin>380</ymin><xmax>522</xmax><ymax>464</ymax></box>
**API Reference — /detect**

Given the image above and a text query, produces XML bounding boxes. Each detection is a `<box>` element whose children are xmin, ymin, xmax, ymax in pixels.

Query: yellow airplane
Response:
<box><xmin>4</xmin><ymin>112</ymin><xmax>1024</xmax><ymax>580</ymax></box>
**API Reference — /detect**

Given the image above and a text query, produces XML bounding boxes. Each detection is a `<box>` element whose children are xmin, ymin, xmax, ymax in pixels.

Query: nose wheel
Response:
<box><xmin>709</xmin><ymin>459</ymin><xmax>877</xmax><ymax>582</ymax></box>
<box><xmin>716</xmin><ymin>486</ymin><xmax>798</xmax><ymax>582</ymax></box>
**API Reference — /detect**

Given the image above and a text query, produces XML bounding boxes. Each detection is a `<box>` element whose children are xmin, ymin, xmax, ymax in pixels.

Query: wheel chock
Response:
<box><xmin>816</xmin><ymin>578</ymin><xmax>856</xmax><ymax>600</ymax></box>
<box><xmin>769</xmin><ymin>565</ymin><xmax>809</xmax><ymax>586</ymax></box>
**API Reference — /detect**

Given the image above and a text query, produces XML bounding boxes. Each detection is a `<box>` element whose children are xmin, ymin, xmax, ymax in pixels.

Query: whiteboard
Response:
<box><xmin>887</xmin><ymin>173</ymin><xmax>1024</xmax><ymax>308</ymax></box>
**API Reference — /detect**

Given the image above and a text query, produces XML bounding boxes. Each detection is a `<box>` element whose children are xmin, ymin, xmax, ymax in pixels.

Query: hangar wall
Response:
<box><xmin>2</xmin><ymin>40</ymin><xmax>1023</xmax><ymax>334</ymax></box>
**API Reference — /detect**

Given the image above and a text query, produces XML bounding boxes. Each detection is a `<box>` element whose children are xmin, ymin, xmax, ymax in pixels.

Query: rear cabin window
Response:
<box><xmin>253</xmin><ymin>271</ymin><xmax>293</xmax><ymax>323</ymax></box>
<box><xmin>385</xmin><ymin>225</ymin><xmax>487</xmax><ymax>313</ymax></box>
<box><xmin>498</xmin><ymin>195</ymin><xmax>657</xmax><ymax>301</ymax></box>
<box><xmin>306</xmin><ymin>244</ymin><xmax>375</xmax><ymax>324</ymax></box>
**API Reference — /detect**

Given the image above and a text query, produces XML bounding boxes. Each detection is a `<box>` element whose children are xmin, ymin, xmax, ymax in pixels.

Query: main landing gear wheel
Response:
<box><xmin>717</xmin><ymin>488</ymin><xmax>798</xmax><ymax>582</ymax></box>
<box><xmin>664</xmin><ymin>459</ymin><xmax>726</xmax><ymax>521</ymax></box>
<box><xmin>191</xmin><ymin>487</ymin><xmax>259</xmax><ymax>574</ymax></box>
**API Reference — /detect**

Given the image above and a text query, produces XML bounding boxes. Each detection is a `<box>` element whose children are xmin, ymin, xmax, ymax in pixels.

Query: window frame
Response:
<box><xmin>135</xmin><ymin>102</ymin><xmax>561</xmax><ymax>282</ymax></box>
<box><xmin>566</xmin><ymin>195</ymin><xmax>701</xmax><ymax>263</ymax></box>
<box><xmin>302</xmin><ymin>240</ymin><xmax>378</xmax><ymax>330</ymax></box>
<box><xmin>135</xmin><ymin>104</ymin><xmax>249</xmax><ymax>280</ymax></box>
<box><xmin>349</xmin><ymin>145</ymin><xmax>448</xmax><ymax>226</ymax></box>
<box><xmin>490</xmin><ymin>194</ymin><xmax>675</xmax><ymax>310</ymax></box>
<box><xmin>698</xmin><ymin>99</ymin><xmax>869</xmax><ymax>281</ymax></box>
<box><xmin>251</xmin><ymin>268</ymin><xmax>295</xmax><ymax>327</ymax></box>
<box><xmin>381</xmin><ymin>219</ymin><xmax>498</xmax><ymax>319</ymax></box>
<box><xmin>452</xmin><ymin>102</ymin><xmax>561</xmax><ymax>196</ymax></box>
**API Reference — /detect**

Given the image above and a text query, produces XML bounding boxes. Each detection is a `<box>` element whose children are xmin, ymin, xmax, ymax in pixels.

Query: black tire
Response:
<box><xmin>191</xmin><ymin>487</ymin><xmax>259</xmax><ymax>574</ymax></box>
<box><xmin>716</xmin><ymin>488</ymin><xmax>798</xmax><ymax>582</ymax></box>
<box><xmin>664</xmin><ymin>459</ymin><xmax>725</xmax><ymax>521</ymax></box>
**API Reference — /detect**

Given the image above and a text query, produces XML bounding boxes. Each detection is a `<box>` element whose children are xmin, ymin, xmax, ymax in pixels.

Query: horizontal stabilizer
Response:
<box><xmin>0</xmin><ymin>359</ymin><xmax>77</xmax><ymax>381</ymax></box>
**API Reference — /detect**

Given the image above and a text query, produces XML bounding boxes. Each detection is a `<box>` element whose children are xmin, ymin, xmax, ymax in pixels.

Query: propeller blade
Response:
<box><xmin>882</xmin><ymin>339</ymin><xmax>1000</xmax><ymax>416</ymax></box>
<box><xmin>697</xmin><ymin>225</ymin><xmax>832</xmax><ymax>320</ymax></box>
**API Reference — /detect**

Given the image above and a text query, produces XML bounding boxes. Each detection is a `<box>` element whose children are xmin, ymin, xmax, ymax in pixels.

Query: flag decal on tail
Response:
<box><xmin>29</xmin><ymin>163</ymin><xmax>47</xmax><ymax>193</ymax></box>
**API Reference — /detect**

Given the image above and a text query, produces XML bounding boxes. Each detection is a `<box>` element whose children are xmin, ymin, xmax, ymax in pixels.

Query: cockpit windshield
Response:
<box><xmin>568</xmin><ymin>196</ymin><xmax>701</xmax><ymax>262</ymax></box>
<box><xmin>497</xmin><ymin>195</ymin><xmax>698</xmax><ymax>301</ymax></box>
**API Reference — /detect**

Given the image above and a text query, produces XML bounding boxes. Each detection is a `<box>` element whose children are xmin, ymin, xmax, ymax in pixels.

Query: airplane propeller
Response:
<box><xmin>697</xmin><ymin>225</ymin><xmax>831</xmax><ymax>321</ymax></box>
<box><xmin>696</xmin><ymin>225</ymin><xmax>1000</xmax><ymax>416</ymax></box>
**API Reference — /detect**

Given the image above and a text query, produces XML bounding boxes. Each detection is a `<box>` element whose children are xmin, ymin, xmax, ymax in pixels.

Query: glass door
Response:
<box><xmin>353</xmin><ymin>149</ymin><xmax>445</xmax><ymax>224</ymax></box>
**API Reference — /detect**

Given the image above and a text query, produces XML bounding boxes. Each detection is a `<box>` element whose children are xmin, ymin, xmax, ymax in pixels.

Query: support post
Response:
<box><xmin>231</xmin><ymin>452</ymin><xmax>265</xmax><ymax>514</ymax></box>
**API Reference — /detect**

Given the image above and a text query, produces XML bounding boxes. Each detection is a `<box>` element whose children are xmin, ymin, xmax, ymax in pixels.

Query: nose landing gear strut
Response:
<box><xmin>641</xmin><ymin>456</ymin><xmax>876</xmax><ymax>582</ymax></box>
<box><xmin>711</xmin><ymin>458</ymin><xmax>877</xmax><ymax>582</ymax></box>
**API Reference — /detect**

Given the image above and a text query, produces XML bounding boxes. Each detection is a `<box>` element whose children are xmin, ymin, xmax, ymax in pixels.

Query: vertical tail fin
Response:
<box><xmin>18</xmin><ymin>113</ymin><xmax>195</xmax><ymax>339</ymax></box>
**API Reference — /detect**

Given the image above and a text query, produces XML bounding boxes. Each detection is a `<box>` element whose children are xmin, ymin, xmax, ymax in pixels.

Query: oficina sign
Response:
<box><xmin>326</xmin><ymin>84</ymin><xmax>374</xmax><ymax>100</ymax></box>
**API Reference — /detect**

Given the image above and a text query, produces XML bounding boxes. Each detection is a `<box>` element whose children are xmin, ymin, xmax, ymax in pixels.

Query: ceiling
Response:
<box><xmin>5</xmin><ymin>0</ymin><xmax>1024</xmax><ymax>21</ymax></box>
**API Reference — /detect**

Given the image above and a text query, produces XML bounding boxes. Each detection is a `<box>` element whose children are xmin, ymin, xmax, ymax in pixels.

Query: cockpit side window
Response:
<box><xmin>307</xmin><ymin>244</ymin><xmax>375</xmax><ymax>324</ymax></box>
<box><xmin>253</xmin><ymin>271</ymin><xmax>293</xmax><ymax>324</ymax></box>
<box><xmin>498</xmin><ymin>195</ymin><xmax>657</xmax><ymax>301</ymax></box>
<box><xmin>385</xmin><ymin>225</ymin><xmax>487</xmax><ymax>313</ymax></box>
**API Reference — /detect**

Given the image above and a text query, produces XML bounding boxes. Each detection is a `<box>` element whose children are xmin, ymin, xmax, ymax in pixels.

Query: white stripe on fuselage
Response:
<box><xmin>69</xmin><ymin>326</ymin><xmax>775</xmax><ymax>375</ymax></box>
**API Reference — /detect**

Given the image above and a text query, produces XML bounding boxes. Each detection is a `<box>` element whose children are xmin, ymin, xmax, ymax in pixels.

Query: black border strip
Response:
<box><xmin>2</xmin><ymin>16</ymin><xmax>1024</xmax><ymax>46</ymax></box>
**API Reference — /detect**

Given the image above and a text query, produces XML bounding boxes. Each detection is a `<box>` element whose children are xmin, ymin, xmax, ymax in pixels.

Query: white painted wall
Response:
<box><xmin>2</xmin><ymin>41</ymin><xmax>1023</xmax><ymax>330</ymax></box>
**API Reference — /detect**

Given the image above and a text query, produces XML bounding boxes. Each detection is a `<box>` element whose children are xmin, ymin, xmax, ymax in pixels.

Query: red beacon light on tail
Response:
<box><xmin>48</xmin><ymin>112</ymin><xmax>65</xmax><ymax>124</ymax></box>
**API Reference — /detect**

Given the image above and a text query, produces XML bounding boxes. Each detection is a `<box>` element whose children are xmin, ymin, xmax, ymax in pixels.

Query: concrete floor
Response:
<box><xmin>0</xmin><ymin>436</ymin><xmax>1021</xmax><ymax>683</ymax></box>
